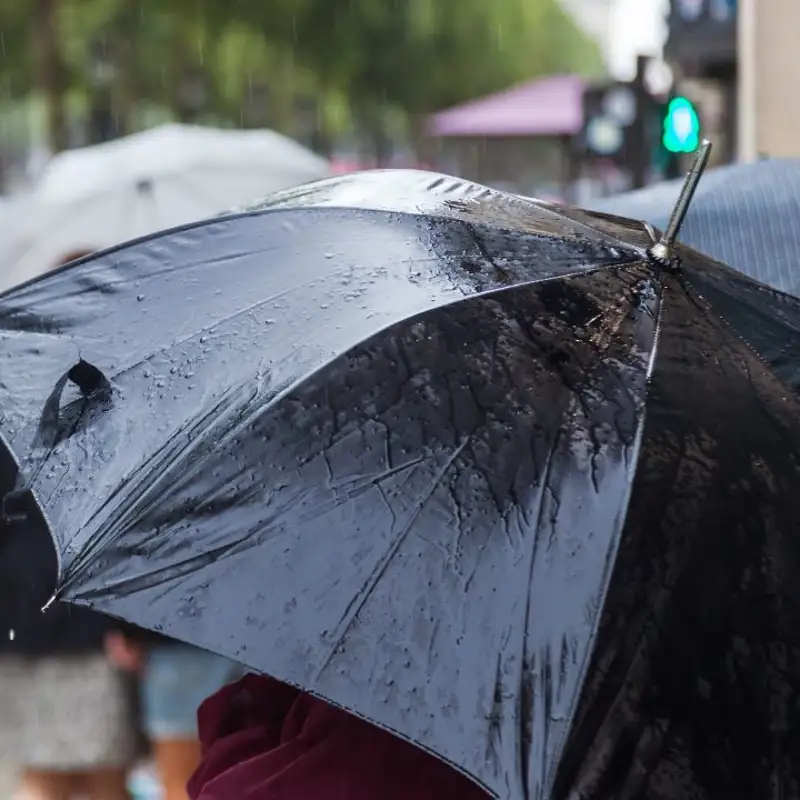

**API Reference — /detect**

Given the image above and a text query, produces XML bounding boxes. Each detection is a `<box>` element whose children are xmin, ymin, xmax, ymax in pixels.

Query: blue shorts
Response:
<box><xmin>141</xmin><ymin>644</ymin><xmax>243</xmax><ymax>739</ymax></box>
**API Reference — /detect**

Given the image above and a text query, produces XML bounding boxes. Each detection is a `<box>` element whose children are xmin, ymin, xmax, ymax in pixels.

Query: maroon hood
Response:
<box><xmin>188</xmin><ymin>673</ymin><xmax>489</xmax><ymax>800</ymax></box>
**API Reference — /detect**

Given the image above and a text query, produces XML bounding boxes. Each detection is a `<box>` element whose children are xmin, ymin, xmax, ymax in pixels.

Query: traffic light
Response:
<box><xmin>662</xmin><ymin>96</ymin><xmax>701</xmax><ymax>154</ymax></box>
<box><xmin>578</xmin><ymin>74</ymin><xmax>690</xmax><ymax>187</ymax></box>
<box><xmin>580</xmin><ymin>83</ymin><xmax>637</xmax><ymax>166</ymax></box>
<box><xmin>579</xmin><ymin>80</ymin><xmax>664</xmax><ymax>183</ymax></box>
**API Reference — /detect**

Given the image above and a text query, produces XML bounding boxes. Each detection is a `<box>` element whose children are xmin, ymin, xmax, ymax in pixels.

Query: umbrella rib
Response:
<box><xmin>310</xmin><ymin>436</ymin><xmax>472</xmax><ymax>684</ymax></box>
<box><xmin>642</xmin><ymin>222</ymin><xmax>659</xmax><ymax>245</ymax></box>
<box><xmin>516</xmin><ymin>422</ymin><xmax>560</xmax><ymax>797</ymax></box>
<box><xmin>55</xmin><ymin>364</ymin><xmax>282</xmax><ymax>591</ymax></box>
<box><xmin>545</xmin><ymin>280</ymin><xmax>667</xmax><ymax>788</ymax></box>
<box><xmin>532</xmin><ymin>202</ymin><xmax>649</xmax><ymax>255</ymax></box>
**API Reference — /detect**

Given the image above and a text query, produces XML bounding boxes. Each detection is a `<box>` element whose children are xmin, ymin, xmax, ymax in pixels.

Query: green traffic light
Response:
<box><xmin>663</xmin><ymin>96</ymin><xmax>700</xmax><ymax>154</ymax></box>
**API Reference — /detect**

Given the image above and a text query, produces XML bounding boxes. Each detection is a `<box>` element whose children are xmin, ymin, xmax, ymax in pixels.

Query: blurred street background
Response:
<box><xmin>0</xmin><ymin>0</ymin><xmax>794</xmax><ymax>205</ymax></box>
<box><xmin>0</xmin><ymin>0</ymin><xmax>788</xmax><ymax>207</ymax></box>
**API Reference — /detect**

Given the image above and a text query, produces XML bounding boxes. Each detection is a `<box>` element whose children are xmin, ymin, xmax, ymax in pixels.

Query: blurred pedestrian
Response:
<box><xmin>0</xmin><ymin>632</ymin><xmax>139</xmax><ymax>800</ymax></box>
<box><xmin>0</xmin><ymin>250</ymin><xmax>140</xmax><ymax>800</ymax></box>
<box><xmin>105</xmin><ymin>633</ymin><xmax>242</xmax><ymax>800</ymax></box>
<box><xmin>186</xmin><ymin>673</ymin><xmax>489</xmax><ymax>800</ymax></box>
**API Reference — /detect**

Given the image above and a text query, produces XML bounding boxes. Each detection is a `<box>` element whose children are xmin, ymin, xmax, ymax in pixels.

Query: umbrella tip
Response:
<box><xmin>647</xmin><ymin>139</ymin><xmax>712</xmax><ymax>269</ymax></box>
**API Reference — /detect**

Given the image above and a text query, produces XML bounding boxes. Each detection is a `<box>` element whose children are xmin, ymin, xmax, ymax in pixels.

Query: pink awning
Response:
<box><xmin>427</xmin><ymin>75</ymin><xmax>586</xmax><ymax>138</ymax></box>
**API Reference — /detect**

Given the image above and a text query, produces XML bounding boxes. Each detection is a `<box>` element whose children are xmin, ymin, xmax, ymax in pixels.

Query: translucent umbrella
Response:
<box><xmin>0</xmin><ymin>124</ymin><xmax>330</xmax><ymax>293</ymax></box>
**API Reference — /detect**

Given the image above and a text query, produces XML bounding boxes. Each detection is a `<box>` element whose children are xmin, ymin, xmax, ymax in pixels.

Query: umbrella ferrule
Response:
<box><xmin>647</xmin><ymin>139</ymin><xmax>712</xmax><ymax>269</ymax></box>
<box><xmin>648</xmin><ymin>241</ymin><xmax>671</xmax><ymax>264</ymax></box>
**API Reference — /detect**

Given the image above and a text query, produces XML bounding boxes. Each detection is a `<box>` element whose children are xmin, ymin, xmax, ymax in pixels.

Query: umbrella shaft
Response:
<box><xmin>660</xmin><ymin>140</ymin><xmax>712</xmax><ymax>248</ymax></box>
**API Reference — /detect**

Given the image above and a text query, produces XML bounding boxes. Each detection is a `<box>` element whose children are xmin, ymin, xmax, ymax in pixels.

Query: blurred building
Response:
<box><xmin>426</xmin><ymin>75</ymin><xmax>587</xmax><ymax>200</ymax></box>
<box><xmin>737</xmin><ymin>0</ymin><xmax>800</xmax><ymax>160</ymax></box>
<box><xmin>664</xmin><ymin>0</ymin><xmax>800</xmax><ymax>163</ymax></box>
<box><xmin>663</xmin><ymin>0</ymin><xmax>737</xmax><ymax>163</ymax></box>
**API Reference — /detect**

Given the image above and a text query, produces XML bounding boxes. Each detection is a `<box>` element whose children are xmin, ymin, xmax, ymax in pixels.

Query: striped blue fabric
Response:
<box><xmin>589</xmin><ymin>159</ymin><xmax>800</xmax><ymax>297</ymax></box>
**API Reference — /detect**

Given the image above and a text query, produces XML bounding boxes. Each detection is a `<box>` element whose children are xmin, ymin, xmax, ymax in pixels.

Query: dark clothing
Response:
<box><xmin>0</xmin><ymin>442</ymin><xmax>159</xmax><ymax>655</ymax></box>
<box><xmin>0</xmin><ymin>442</ymin><xmax>113</xmax><ymax>656</ymax></box>
<box><xmin>188</xmin><ymin>674</ymin><xmax>489</xmax><ymax>800</ymax></box>
<box><xmin>0</xmin><ymin>604</ymin><xmax>117</xmax><ymax>658</ymax></box>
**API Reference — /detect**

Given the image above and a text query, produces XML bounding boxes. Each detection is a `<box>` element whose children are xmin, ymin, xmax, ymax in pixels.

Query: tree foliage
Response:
<box><xmin>0</xmin><ymin>0</ymin><xmax>604</xmax><ymax>153</ymax></box>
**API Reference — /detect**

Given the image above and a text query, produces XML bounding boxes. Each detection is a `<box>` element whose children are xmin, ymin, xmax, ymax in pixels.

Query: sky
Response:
<box><xmin>559</xmin><ymin>0</ymin><xmax>668</xmax><ymax>79</ymax></box>
<box><xmin>607</xmin><ymin>0</ymin><xmax>668</xmax><ymax>78</ymax></box>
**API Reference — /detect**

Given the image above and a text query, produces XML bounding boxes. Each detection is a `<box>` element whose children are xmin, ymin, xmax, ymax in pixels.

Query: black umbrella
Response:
<box><xmin>589</xmin><ymin>158</ymin><xmax>800</xmax><ymax>296</ymax></box>
<box><xmin>2</xmin><ymin>166</ymin><xmax>800</xmax><ymax>800</ymax></box>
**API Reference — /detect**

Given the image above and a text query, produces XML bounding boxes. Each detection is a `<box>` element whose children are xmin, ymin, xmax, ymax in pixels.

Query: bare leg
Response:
<box><xmin>153</xmin><ymin>738</ymin><xmax>202</xmax><ymax>800</ymax></box>
<box><xmin>76</xmin><ymin>767</ymin><xmax>131</xmax><ymax>800</ymax></box>
<box><xmin>14</xmin><ymin>769</ymin><xmax>77</xmax><ymax>800</ymax></box>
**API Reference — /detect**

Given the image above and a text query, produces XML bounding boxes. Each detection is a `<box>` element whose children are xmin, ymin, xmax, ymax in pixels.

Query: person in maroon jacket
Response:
<box><xmin>187</xmin><ymin>674</ymin><xmax>489</xmax><ymax>800</ymax></box>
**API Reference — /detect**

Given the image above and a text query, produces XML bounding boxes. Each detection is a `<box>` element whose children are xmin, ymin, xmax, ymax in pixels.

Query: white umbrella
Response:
<box><xmin>0</xmin><ymin>123</ymin><xmax>330</xmax><ymax>293</ymax></box>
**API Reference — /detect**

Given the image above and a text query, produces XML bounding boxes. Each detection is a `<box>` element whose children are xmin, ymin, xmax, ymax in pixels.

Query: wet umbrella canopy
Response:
<box><xmin>2</xmin><ymin>170</ymin><xmax>800</xmax><ymax>800</ymax></box>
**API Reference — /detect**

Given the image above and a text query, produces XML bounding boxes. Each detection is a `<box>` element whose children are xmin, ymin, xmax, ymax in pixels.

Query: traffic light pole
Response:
<box><xmin>662</xmin><ymin>92</ymin><xmax>682</xmax><ymax>181</ymax></box>
<box><xmin>629</xmin><ymin>55</ymin><xmax>650</xmax><ymax>190</ymax></box>
<box><xmin>664</xmin><ymin>146</ymin><xmax>682</xmax><ymax>180</ymax></box>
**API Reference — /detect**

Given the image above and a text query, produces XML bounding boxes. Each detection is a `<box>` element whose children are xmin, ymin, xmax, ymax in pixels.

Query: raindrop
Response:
<box><xmin>324</xmin><ymin>252</ymin><xmax>334</xmax><ymax>259</ymax></box>
<box><xmin>8</xmin><ymin>629</ymin><xmax>14</xmax><ymax>641</ymax></box>
<box><xmin>137</xmin><ymin>294</ymin><xmax>146</xmax><ymax>302</ymax></box>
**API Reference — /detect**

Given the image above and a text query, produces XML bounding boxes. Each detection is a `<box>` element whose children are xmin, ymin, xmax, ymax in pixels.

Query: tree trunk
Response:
<box><xmin>169</xmin><ymin>22</ymin><xmax>196</xmax><ymax>123</ymax></box>
<box><xmin>111</xmin><ymin>0</ymin><xmax>138</xmax><ymax>137</ymax></box>
<box><xmin>356</xmin><ymin>105</ymin><xmax>393</xmax><ymax>167</ymax></box>
<box><xmin>32</xmin><ymin>0</ymin><xmax>68</xmax><ymax>152</ymax></box>
<box><xmin>370</xmin><ymin>122</ymin><xmax>393</xmax><ymax>167</ymax></box>
<box><xmin>408</xmin><ymin>113</ymin><xmax>432</xmax><ymax>165</ymax></box>
<box><xmin>311</xmin><ymin>124</ymin><xmax>334</xmax><ymax>158</ymax></box>
<box><xmin>268</xmin><ymin>50</ymin><xmax>295</xmax><ymax>135</ymax></box>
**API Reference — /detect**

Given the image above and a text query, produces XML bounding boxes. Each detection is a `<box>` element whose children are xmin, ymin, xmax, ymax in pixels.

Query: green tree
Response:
<box><xmin>0</xmin><ymin>0</ymin><xmax>70</xmax><ymax>151</ymax></box>
<box><xmin>0</xmin><ymin>0</ymin><xmax>604</xmax><ymax>156</ymax></box>
<box><xmin>284</xmin><ymin>0</ymin><xmax>604</xmax><ymax>159</ymax></box>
